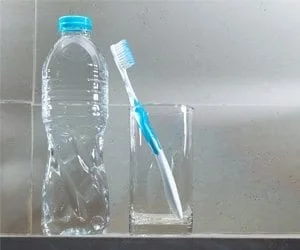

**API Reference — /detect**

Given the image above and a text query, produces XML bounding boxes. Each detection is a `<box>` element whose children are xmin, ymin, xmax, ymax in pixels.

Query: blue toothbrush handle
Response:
<box><xmin>133</xmin><ymin>100</ymin><xmax>161</xmax><ymax>155</ymax></box>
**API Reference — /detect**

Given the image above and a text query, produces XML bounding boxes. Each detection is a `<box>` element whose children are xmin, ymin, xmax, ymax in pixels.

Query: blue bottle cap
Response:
<box><xmin>58</xmin><ymin>15</ymin><xmax>93</xmax><ymax>32</ymax></box>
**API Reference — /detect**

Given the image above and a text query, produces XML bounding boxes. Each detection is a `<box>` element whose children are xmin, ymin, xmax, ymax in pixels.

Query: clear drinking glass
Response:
<box><xmin>129</xmin><ymin>104</ymin><xmax>193</xmax><ymax>234</ymax></box>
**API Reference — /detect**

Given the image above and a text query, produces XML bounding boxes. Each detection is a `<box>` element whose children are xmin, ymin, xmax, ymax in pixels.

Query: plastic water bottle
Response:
<box><xmin>41</xmin><ymin>16</ymin><xmax>109</xmax><ymax>235</ymax></box>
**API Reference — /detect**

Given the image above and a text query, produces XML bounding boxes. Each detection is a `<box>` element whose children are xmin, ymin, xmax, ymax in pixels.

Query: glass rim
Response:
<box><xmin>128</xmin><ymin>103</ymin><xmax>194</xmax><ymax>111</ymax></box>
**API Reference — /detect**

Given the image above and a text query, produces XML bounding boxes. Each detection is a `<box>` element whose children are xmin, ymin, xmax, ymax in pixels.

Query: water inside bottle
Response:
<box><xmin>41</xmin><ymin>33</ymin><xmax>109</xmax><ymax>235</ymax></box>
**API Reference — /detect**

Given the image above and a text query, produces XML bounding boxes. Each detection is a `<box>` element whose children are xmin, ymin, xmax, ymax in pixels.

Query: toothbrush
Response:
<box><xmin>110</xmin><ymin>40</ymin><xmax>183</xmax><ymax>219</ymax></box>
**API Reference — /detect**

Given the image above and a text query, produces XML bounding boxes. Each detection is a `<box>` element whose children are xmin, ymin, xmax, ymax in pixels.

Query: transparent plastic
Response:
<box><xmin>41</xmin><ymin>30</ymin><xmax>109</xmax><ymax>235</ymax></box>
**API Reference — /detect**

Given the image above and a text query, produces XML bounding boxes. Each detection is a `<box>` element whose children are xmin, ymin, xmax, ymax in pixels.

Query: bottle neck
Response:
<box><xmin>60</xmin><ymin>30</ymin><xmax>91</xmax><ymax>38</ymax></box>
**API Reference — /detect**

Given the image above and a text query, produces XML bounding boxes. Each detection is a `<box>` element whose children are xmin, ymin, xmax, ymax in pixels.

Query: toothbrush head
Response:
<box><xmin>110</xmin><ymin>39</ymin><xmax>135</xmax><ymax>70</ymax></box>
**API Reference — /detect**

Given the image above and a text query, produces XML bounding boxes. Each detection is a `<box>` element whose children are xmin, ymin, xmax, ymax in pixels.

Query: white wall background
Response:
<box><xmin>0</xmin><ymin>0</ymin><xmax>300</xmax><ymax>234</ymax></box>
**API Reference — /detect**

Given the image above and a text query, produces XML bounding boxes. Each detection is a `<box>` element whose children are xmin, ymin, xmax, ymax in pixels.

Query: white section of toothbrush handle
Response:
<box><xmin>120</xmin><ymin>69</ymin><xmax>137</xmax><ymax>106</ymax></box>
<box><xmin>155</xmin><ymin>150</ymin><xmax>183</xmax><ymax>219</ymax></box>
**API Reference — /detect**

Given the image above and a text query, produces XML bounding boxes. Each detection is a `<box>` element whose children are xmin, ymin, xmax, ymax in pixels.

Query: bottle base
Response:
<box><xmin>43</xmin><ymin>227</ymin><xmax>107</xmax><ymax>236</ymax></box>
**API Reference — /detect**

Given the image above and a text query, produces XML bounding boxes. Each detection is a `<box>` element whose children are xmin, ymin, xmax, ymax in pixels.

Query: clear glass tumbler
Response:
<box><xmin>129</xmin><ymin>104</ymin><xmax>193</xmax><ymax>234</ymax></box>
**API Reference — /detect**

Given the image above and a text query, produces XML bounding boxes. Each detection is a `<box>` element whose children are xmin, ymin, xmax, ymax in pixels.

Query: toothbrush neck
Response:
<box><xmin>121</xmin><ymin>70</ymin><xmax>137</xmax><ymax>103</ymax></box>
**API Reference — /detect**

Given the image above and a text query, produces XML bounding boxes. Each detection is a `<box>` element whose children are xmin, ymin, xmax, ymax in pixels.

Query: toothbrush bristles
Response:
<box><xmin>111</xmin><ymin>40</ymin><xmax>135</xmax><ymax>69</ymax></box>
